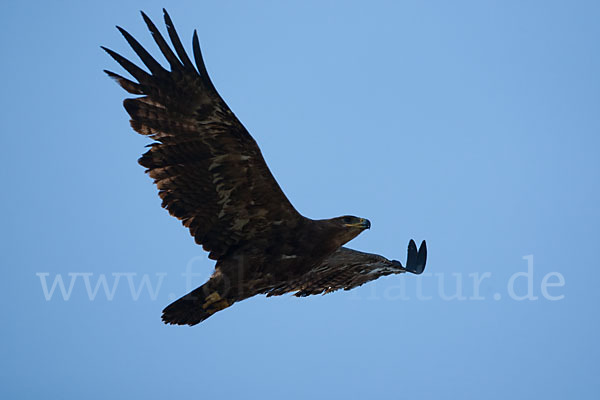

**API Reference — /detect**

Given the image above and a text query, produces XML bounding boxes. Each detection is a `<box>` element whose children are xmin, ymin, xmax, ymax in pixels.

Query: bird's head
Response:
<box><xmin>328</xmin><ymin>215</ymin><xmax>371</xmax><ymax>245</ymax></box>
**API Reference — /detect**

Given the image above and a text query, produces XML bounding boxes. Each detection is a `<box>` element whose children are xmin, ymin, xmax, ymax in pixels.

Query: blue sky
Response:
<box><xmin>2</xmin><ymin>0</ymin><xmax>599</xmax><ymax>398</ymax></box>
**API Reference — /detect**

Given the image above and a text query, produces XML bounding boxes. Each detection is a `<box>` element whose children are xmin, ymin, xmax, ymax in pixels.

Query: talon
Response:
<box><xmin>207</xmin><ymin>299</ymin><xmax>230</xmax><ymax>312</ymax></box>
<box><xmin>203</xmin><ymin>292</ymin><xmax>222</xmax><ymax>307</ymax></box>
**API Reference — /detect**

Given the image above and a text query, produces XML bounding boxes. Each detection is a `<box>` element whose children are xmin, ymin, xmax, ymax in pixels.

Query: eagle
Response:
<box><xmin>103</xmin><ymin>9</ymin><xmax>427</xmax><ymax>326</ymax></box>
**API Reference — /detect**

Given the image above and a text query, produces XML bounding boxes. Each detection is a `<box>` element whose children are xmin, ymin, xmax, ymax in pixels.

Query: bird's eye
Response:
<box><xmin>343</xmin><ymin>217</ymin><xmax>353</xmax><ymax>224</ymax></box>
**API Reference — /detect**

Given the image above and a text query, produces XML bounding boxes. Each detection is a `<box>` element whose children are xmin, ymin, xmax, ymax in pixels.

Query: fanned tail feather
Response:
<box><xmin>162</xmin><ymin>278</ymin><xmax>233</xmax><ymax>326</ymax></box>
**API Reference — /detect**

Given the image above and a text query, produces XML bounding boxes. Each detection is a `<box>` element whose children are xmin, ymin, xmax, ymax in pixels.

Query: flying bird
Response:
<box><xmin>104</xmin><ymin>9</ymin><xmax>427</xmax><ymax>326</ymax></box>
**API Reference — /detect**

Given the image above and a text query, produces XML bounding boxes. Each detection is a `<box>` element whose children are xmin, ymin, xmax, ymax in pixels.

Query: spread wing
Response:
<box><xmin>267</xmin><ymin>240</ymin><xmax>427</xmax><ymax>297</ymax></box>
<box><xmin>103</xmin><ymin>10</ymin><xmax>302</xmax><ymax>259</ymax></box>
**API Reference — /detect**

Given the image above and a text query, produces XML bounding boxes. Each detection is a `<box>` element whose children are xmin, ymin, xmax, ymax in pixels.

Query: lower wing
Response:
<box><xmin>267</xmin><ymin>240</ymin><xmax>427</xmax><ymax>297</ymax></box>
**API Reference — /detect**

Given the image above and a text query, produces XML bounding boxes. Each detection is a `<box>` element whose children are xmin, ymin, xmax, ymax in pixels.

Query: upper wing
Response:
<box><xmin>267</xmin><ymin>240</ymin><xmax>427</xmax><ymax>297</ymax></box>
<box><xmin>103</xmin><ymin>10</ymin><xmax>302</xmax><ymax>259</ymax></box>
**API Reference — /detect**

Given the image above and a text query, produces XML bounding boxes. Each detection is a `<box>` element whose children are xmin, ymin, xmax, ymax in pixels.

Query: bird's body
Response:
<box><xmin>164</xmin><ymin>217</ymin><xmax>371</xmax><ymax>325</ymax></box>
<box><xmin>104</xmin><ymin>9</ymin><xmax>427</xmax><ymax>326</ymax></box>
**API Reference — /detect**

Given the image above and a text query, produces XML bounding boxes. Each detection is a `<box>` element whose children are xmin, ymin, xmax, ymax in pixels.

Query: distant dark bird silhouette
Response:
<box><xmin>104</xmin><ymin>9</ymin><xmax>427</xmax><ymax>325</ymax></box>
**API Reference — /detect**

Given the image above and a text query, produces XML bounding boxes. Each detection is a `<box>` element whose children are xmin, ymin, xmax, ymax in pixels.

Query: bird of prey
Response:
<box><xmin>103</xmin><ymin>9</ymin><xmax>427</xmax><ymax>326</ymax></box>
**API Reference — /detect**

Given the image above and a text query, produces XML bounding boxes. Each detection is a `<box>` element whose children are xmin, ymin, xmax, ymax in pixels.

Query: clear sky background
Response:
<box><xmin>2</xmin><ymin>0</ymin><xmax>599</xmax><ymax>399</ymax></box>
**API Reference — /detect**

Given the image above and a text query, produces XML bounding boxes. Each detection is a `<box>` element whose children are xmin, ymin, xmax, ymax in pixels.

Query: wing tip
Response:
<box><xmin>162</xmin><ymin>8</ymin><xmax>172</xmax><ymax>25</ymax></box>
<box><xmin>404</xmin><ymin>239</ymin><xmax>427</xmax><ymax>275</ymax></box>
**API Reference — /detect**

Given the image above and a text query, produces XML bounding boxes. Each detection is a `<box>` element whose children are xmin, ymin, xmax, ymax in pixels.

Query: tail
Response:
<box><xmin>162</xmin><ymin>278</ymin><xmax>233</xmax><ymax>326</ymax></box>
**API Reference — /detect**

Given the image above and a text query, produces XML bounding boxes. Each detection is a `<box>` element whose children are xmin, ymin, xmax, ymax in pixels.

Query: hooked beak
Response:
<box><xmin>362</xmin><ymin>218</ymin><xmax>371</xmax><ymax>229</ymax></box>
<box><xmin>346</xmin><ymin>218</ymin><xmax>371</xmax><ymax>230</ymax></box>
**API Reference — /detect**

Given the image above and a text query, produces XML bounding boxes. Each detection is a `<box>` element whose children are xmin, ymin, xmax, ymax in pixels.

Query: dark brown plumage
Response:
<box><xmin>104</xmin><ymin>9</ymin><xmax>427</xmax><ymax>326</ymax></box>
